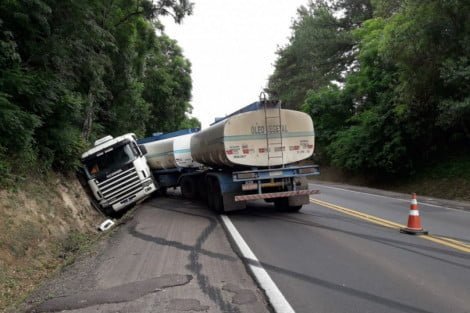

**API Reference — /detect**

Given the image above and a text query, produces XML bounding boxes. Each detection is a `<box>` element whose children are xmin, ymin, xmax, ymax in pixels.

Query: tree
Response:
<box><xmin>143</xmin><ymin>35</ymin><xmax>193</xmax><ymax>134</ymax></box>
<box><xmin>0</xmin><ymin>22</ymin><xmax>41</xmax><ymax>170</ymax></box>
<box><xmin>299</xmin><ymin>0</ymin><xmax>469</xmax><ymax>176</ymax></box>
<box><xmin>268</xmin><ymin>0</ymin><xmax>373</xmax><ymax>110</ymax></box>
<box><xmin>379</xmin><ymin>0</ymin><xmax>470</xmax><ymax>158</ymax></box>
<box><xmin>302</xmin><ymin>85</ymin><xmax>354</xmax><ymax>161</ymax></box>
<box><xmin>0</xmin><ymin>0</ymin><xmax>196</xmax><ymax>177</ymax></box>
<box><xmin>179</xmin><ymin>116</ymin><xmax>201</xmax><ymax>129</ymax></box>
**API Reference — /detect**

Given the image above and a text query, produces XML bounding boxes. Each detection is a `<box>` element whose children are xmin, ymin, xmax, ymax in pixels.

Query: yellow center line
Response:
<box><xmin>309</xmin><ymin>197</ymin><xmax>470</xmax><ymax>253</ymax></box>
<box><xmin>424</xmin><ymin>235</ymin><xmax>470</xmax><ymax>253</ymax></box>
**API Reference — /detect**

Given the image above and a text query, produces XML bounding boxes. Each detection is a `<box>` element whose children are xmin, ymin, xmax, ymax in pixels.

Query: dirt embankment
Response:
<box><xmin>0</xmin><ymin>173</ymin><xmax>101</xmax><ymax>311</ymax></box>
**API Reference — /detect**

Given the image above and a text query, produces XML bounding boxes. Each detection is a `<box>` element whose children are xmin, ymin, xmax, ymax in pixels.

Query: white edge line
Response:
<box><xmin>309</xmin><ymin>183</ymin><xmax>468</xmax><ymax>212</ymax></box>
<box><xmin>220</xmin><ymin>215</ymin><xmax>296</xmax><ymax>313</ymax></box>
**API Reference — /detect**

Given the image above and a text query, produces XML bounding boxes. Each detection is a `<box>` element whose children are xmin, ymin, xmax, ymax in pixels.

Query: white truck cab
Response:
<box><xmin>79</xmin><ymin>133</ymin><xmax>156</xmax><ymax>216</ymax></box>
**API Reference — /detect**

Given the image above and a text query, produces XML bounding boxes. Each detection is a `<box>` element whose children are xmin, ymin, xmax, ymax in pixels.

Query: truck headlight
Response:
<box><xmin>143</xmin><ymin>179</ymin><xmax>153</xmax><ymax>187</ymax></box>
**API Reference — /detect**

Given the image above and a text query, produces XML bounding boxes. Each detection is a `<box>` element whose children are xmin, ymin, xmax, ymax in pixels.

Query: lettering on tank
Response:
<box><xmin>250</xmin><ymin>124</ymin><xmax>288</xmax><ymax>135</ymax></box>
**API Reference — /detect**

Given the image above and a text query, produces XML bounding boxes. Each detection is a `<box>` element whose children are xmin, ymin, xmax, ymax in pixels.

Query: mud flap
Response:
<box><xmin>288</xmin><ymin>194</ymin><xmax>309</xmax><ymax>206</ymax></box>
<box><xmin>223</xmin><ymin>192</ymin><xmax>247</xmax><ymax>212</ymax></box>
<box><xmin>289</xmin><ymin>177</ymin><xmax>310</xmax><ymax>206</ymax></box>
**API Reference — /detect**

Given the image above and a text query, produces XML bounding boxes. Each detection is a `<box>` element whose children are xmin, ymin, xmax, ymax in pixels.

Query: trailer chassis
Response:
<box><xmin>179</xmin><ymin>164</ymin><xmax>320</xmax><ymax>213</ymax></box>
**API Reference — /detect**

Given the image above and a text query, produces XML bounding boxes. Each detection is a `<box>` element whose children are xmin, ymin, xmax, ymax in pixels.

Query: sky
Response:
<box><xmin>162</xmin><ymin>0</ymin><xmax>308</xmax><ymax>128</ymax></box>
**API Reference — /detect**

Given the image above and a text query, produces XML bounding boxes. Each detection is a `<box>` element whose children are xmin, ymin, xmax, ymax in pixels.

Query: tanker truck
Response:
<box><xmin>140</xmin><ymin>98</ymin><xmax>319</xmax><ymax>213</ymax></box>
<box><xmin>77</xmin><ymin>133</ymin><xmax>157</xmax><ymax>216</ymax></box>
<box><xmin>137</xmin><ymin>128</ymin><xmax>202</xmax><ymax>196</ymax></box>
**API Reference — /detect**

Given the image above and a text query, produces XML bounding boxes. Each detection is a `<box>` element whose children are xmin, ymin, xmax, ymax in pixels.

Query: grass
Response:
<box><xmin>389</xmin><ymin>156</ymin><xmax>470</xmax><ymax>201</ymax></box>
<box><xmin>58</xmin><ymin>232</ymin><xmax>95</xmax><ymax>264</ymax></box>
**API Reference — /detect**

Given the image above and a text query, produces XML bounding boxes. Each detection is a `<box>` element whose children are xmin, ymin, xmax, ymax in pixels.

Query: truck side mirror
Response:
<box><xmin>139</xmin><ymin>144</ymin><xmax>148</xmax><ymax>156</ymax></box>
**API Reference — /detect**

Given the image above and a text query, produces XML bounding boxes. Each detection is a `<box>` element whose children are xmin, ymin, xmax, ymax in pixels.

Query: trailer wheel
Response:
<box><xmin>156</xmin><ymin>187</ymin><xmax>167</xmax><ymax>196</ymax></box>
<box><xmin>197</xmin><ymin>176</ymin><xmax>207</xmax><ymax>200</ymax></box>
<box><xmin>181</xmin><ymin>176</ymin><xmax>197</xmax><ymax>199</ymax></box>
<box><xmin>274</xmin><ymin>198</ymin><xmax>302</xmax><ymax>212</ymax></box>
<box><xmin>274</xmin><ymin>198</ymin><xmax>287</xmax><ymax>210</ymax></box>
<box><xmin>212</xmin><ymin>178</ymin><xmax>224</xmax><ymax>213</ymax></box>
<box><xmin>206</xmin><ymin>178</ymin><xmax>214</xmax><ymax>209</ymax></box>
<box><xmin>284</xmin><ymin>205</ymin><xmax>302</xmax><ymax>212</ymax></box>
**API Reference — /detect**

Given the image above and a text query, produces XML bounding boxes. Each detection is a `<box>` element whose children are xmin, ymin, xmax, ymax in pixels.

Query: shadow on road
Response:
<box><xmin>130</xmin><ymin>198</ymin><xmax>243</xmax><ymax>313</ymax></box>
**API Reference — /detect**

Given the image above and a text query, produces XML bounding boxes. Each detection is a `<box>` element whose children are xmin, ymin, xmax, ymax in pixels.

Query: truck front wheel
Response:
<box><xmin>102</xmin><ymin>205</ymin><xmax>118</xmax><ymax>218</ymax></box>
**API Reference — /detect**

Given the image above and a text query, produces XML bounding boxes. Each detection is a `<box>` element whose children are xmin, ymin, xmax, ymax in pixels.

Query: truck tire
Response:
<box><xmin>102</xmin><ymin>205</ymin><xmax>118</xmax><ymax>218</ymax></box>
<box><xmin>284</xmin><ymin>205</ymin><xmax>302</xmax><ymax>212</ymax></box>
<box><xmin>157</xmin><ymin>187</ymin><xmax>167</xmax><ymax>196</ymax></box>
<box><xmin>206</xmin><ymin>178</ymin><xmax>214</xmax><ymax>209</ymax></box>
<box><xmin>197</xmin><ymin>176</ymin><xmax>207</xmax><ymax>200</ymax></box>
<box><xmin>212</xmin><ymin>178</ymin><xmax>224</xmax><ymax>213</ymax></box>
<box><xmin>181</xmin><ymin>176</ymin><xmax>197</xmax><ymax>199</ymax></box>
<box><xmin>206</xmin><ymin>176</ymin><xmax>224</xmax><ymax>213</ymax></box>
<box><xmin>274</xmin><ymin>198</ymin><xmax>302</xmax><ymax>212</ymax></box>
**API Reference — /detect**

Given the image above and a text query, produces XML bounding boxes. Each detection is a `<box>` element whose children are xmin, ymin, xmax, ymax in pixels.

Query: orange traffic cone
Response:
<box><xmin>400</xmin><ymin>193</ymin><xmax>428</xmax><ymax>235</ymax></box>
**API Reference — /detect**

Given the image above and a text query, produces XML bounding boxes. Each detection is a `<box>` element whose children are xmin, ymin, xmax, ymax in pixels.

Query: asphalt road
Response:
<box><xmin>228</xmin><ymin>183</ymin><xmax>470</xmax><ymax>313</ymax></box>
<box><xmin>23</xmin><ymin>183</ymin><xmax>470</xmax><ymax>313</ymax></box>
<box><xmin>310</xmin><ymin>183</ymin><xmax>470</xmax><ymax>244</ymax></box>
<box><xmin>23</xmin><ymin>196</ymin><xmax>270</xmax><ymax>313</ymax></box>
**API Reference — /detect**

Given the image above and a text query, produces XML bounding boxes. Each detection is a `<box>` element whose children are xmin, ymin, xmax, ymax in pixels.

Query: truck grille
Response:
<box><xmin>97</xmin><ymin>167</ymin><xmax>143</xmax><ymax>205</ymax></box>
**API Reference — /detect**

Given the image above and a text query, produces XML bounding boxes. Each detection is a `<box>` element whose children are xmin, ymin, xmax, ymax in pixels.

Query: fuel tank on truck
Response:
<box><xmin>190</xmin><ymin>101</ymin><xmax>315</xmax><ymax>168</ymax></box>
<box><xmin>139</xmin><ymin>129</ymin><xmax>201</xmax><ymax>170</ymax></box>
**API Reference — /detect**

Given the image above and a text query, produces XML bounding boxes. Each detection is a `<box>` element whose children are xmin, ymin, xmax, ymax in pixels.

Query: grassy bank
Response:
<box><xmin>311</xmin><ymin>156</ymin><xmax>470</xmax><ymax>202</ymax></box>
<box><xmin>0</xmin><ymin>172</ymin><xmax>101</xmax><ymax>311</ymax></box>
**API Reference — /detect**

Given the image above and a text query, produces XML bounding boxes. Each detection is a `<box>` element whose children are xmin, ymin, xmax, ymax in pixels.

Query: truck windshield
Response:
<box><xmin>84</xmin><ymin>144</ymin><xmax>137</xmax><ymax>178</ymax></box>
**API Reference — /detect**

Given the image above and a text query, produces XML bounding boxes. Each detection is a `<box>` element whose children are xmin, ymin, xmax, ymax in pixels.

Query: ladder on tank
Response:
<box><xmin>260</xmin><ymin>93</ymin><xmax>284</xmax><ymax>168</ymax></box>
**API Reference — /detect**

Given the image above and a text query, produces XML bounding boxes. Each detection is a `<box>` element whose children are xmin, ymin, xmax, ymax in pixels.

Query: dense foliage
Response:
<box><xmin>0</xmin><ymin>0</ymin><xmax>198</xmax><ymax>180</ymax></box>
<box><xmin>269</xmin><ymin>0</ymin><xmax>470</xmax><ymax>176</ymax></box>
